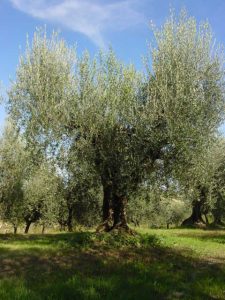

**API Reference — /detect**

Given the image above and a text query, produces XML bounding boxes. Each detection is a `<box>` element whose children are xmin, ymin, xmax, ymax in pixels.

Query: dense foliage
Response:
<box><xmin>0</xmin><ymin>11</ymin><xmax>225</xmax><ymax>233</ymax></box>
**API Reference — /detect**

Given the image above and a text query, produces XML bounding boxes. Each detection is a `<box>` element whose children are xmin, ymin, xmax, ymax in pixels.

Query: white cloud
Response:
<box><xmin>10</xmin><ymin>0</ymin><xmax>146</xmax><ymax>47</ymax></box>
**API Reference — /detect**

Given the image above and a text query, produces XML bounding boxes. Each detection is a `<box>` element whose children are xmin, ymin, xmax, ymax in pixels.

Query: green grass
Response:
<box><xmin>0</xmin><ymin>229</ymin><xmax>224</xmax><ymax>300</ymax></box>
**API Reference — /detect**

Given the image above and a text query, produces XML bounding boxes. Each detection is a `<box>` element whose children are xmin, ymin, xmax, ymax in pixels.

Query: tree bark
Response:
<box><xmin>42</xmin><ymin>224</ymin><xmax>45</xmax><ymax>234</ymax></box>
<box><xmin>212</xmin><ymin>195</ymin><xmax>225</xmax><ymax>226</ymax></box>
<box><xmin>110</xmin><ymin>194</ymin><xmax>132</xmax><ymax>233</ymax></box>
<box><xmin>24</xmin><ymin>221</ymin><xmax>32</xmax><ymax>234</ymax></box>
<box><xmin>13</xmin><ymin>225</ymin><xmax>17</xmax><ymax>234</ymax></box>
<box><xmin>96</xmin><ymin>184</ymin><xmax>112</xmax><ymax>232</ymax></box>
<box><xmin>103</xmin><ymin>185</ymin><xmax>111</xmax><ymax>221</ymax></box>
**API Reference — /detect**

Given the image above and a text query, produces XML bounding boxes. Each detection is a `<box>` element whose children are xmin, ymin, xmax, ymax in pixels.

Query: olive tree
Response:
<box><xmin>22</xmin><ymin>163</ymin><xmax>63</xmax><ymax>233</ymax></box>
<box><xmin>0</xmin><ymin>120</ymin><xmax>27</xmax><ymax>233</ymax></box>
<box><xmin>205</xmin><ymin>139</ymin><xmax>225</xmax><ymax>226</ymax></box>
<box><xmin>181</xmin><ymin>137</ymin><xmax>225</xmax><ymax>226</ymax></box>
<box><xmin>127</xmin><ymin>171</ymin><xmax>190</xmax><ymax>228</ymax></box>
<box><xmin>210</xmin><ymin>140</ymin><xmax>225</xmax><ymax>225</ymax></box>
<box><xmin>8</xmin><ymin>11</ymin><xmax>225</xmax><ymax>232</ymax></box>
<box><xmin>8</xmin><ymin>33</ymin><xmax>142</xmax><ymax>232</ymax></box>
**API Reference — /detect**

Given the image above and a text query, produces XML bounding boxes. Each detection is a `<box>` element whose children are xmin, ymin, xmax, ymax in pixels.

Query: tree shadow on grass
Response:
<box><xmin>0</xmin><ymin>232</ymin><xmax>224</xmax><ymax>300</ymax></box>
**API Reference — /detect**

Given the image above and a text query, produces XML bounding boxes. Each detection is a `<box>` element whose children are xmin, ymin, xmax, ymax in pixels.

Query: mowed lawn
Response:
<box><xmin>0</xmin><ymin>228</ymin><xmax>224</xmax><ymax>300</ymax></box>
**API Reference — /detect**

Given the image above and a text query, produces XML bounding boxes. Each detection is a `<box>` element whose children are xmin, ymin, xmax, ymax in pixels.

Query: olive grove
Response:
<box><xmin>0</xmin><ymin>11</ymin><xmax>224</xmax><ymax>233</ymax></box>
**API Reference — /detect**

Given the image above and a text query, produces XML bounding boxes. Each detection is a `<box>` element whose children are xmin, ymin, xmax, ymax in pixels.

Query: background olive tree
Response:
<box><xmin>0</xmin><ymin>120</ymin><xmax>65</xmax><ymax>233</ymax></box>
<box><xmin>211</xmin><ymin>139</ymin><xmax>225</xmax><ymax>225</ymax></box>
<box><xmin>22</xmin><ymin>162</ymin><xmax>64</xmax><ymax>233</ymax></box>
<box><xmin>0</xmin><ymin>120</ymin><xmax>27</xmax><ymax>233</ymax></box>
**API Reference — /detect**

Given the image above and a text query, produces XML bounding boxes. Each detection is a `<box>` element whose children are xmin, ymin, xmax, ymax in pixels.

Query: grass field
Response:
<box><xmin>0</xmin><ymin>228</ymin><xmax>224</xmax><ymax>300</ymax></box>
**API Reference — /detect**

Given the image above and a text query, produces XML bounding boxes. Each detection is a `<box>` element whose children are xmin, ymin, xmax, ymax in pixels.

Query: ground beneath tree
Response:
<box><xmin>0</xmin><ymin>229</ymin><xmax>224</xmax><ymax>300</ymax></box>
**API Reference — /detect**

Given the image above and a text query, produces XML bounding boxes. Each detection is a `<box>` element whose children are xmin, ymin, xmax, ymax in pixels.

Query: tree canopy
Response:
<box><xmin>5</xmin><ymin>10</ymin><xmax>225</xmax><ymax>232</ymax></box>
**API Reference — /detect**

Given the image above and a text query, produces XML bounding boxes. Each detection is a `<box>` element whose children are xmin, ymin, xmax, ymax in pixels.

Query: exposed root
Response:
<box><xmin>96</xmin><ymin>222</ymin><xmax>136</xmax><ymax>235</ymax></box>
<box><xmin>96</xmin><ymin>221</ymin><xmax>111</xmax><ymax>233</ymax></box>
<box><xmin>109</xmin><ymin>223</ymin><xmax>136</xmax><ymax>235</ymax></box>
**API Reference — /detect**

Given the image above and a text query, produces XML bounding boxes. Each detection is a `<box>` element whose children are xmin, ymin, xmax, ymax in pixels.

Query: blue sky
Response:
<box><xmin>1</xmin><ymin>0</ymin><xmax>225</xmax><ymax>131</ymax></box>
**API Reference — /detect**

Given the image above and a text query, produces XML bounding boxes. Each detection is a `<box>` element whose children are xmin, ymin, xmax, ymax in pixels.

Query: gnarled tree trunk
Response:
<box><xmin>182</xmin><ymin>186</ymin><xmax>207</xmax><ymax>226</ymax></box>
<box><xmin>24</xmin><ymin>220</ymin><xmax>32</xmax><ymax>234</ymax></box>
<box><xmin>110</xmin><ymin>194</ymin><xmax>133</xmax><ymax>233</ymax></box>
<box><xmin>182</xmin><ymin>187</ymin><xmax>207</xmax><ymax>227</ymax></box>
<box><xmin>182</xmin><ymin>200</ymin><xmax>205</xmax><ymax>226</ymax></box>
<box><xmin>24</xmin><ymin>209</ymin><xmax>41</xmax><ymax>234</ymax></box>
<box><xmin>97</xmin><ymin>185</ymin><xmax>132</xmax><ymax>233</ymax></box>
<box><xmin>42</xmin><ymin>224</ymin><xmax>45</xmax><ymax>234</ymax></box>
<box><xmin>212</xmin><ymin>194</ymin><xmax>225</xmax><ymax>226</ymax></box>
<box><xmin>96</xmin><ymin>183</ymin><xmax>113</xmax><ymax>232</ymax></box>
<box><xmin>111</xmin><ymin>194</ymin><xmax>128</xmax><ymax>229</ymax></box>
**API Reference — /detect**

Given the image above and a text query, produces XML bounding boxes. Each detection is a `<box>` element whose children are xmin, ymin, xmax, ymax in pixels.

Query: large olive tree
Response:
<box><xmin>8</xmin><ymin>11</ymin><xmax>225</xmax><ymax>232</ymax></box>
